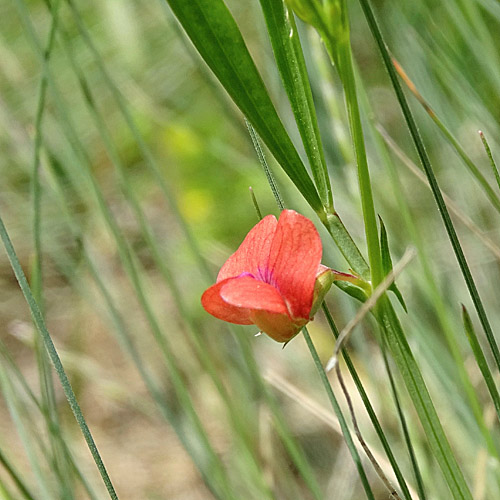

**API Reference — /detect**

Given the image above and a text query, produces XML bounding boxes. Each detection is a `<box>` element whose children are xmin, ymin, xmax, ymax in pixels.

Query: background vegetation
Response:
<box><xmin>1</xmin><ymin>0</ymin><xmax>500</xmax><ymax>498</ymax></box>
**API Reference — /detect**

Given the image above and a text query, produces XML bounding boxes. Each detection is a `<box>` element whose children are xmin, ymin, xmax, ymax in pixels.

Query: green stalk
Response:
<box><xmin>323</xmin><ymin>26</ymin><xmax>382</xmax><ymax>288</ymax></box>
<box><xmin>322</xmin><ymin>305</ymin><xmax>414</xmax><ymax>500</ymax></box>
<box><xmin>393</xmin><ymin>61</ymin><xmax>500</xmax><ymax>213</ymax></box>
<box><xmin>380</xmin><ymin>347</ymin><xmax>427</xmax><ymax>500</ymax></box>
<box><xmin>357</xmin><ymin>0</ymin><xmax>500</xmax><ymax>382</ymax></box>
<box><xmin>358</xmin><ymin>69</ymin><xmax>500</xmax><ymax>459</ymax></box>
<box><xmin>31</xmin><ymin>1</ymin><xmax>75</xmax><ymax>495</ymax></box>
<box><xmin>0</xmin><ymin>216</ymin><xmax>119</xmax><ymax>500</ymax></box>
<box><xmin>378</xmin><ymin>299</ymin><xmax>472</xmax><ymax>500</ymax></box>
<box><xmin>0</xmin><ymin>446</ymin><xmax>36</xmax><ymax>500</ymax></box>
<box><xmin>479</xmin><ymin>130</ymin><xmax>500</xmax><ymax>194</ymax></box>
<box><xmin>302</xmin><ymin>328</ymin><xmax>375</xmax><ymax>500</ymax></box>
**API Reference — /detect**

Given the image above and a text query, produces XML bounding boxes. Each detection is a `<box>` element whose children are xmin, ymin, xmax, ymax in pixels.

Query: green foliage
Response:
<box><xmin>2</xmin><ymin>0</ymin><xmax>500</xmax><ymax>498</ymax></box>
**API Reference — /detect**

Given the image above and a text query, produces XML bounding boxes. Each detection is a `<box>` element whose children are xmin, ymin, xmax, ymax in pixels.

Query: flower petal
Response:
<box><xmin>219</xmin><ymin>275</ymin><xmax>303</xmax><ymax>342</ymax></box>
<box><xmin>219</xmin><ymin>275</ymin><xmax>288</xmax><ymax>315</ymax></box>
<box><xmin>267</xmin><ymin>210</ymin><xmax>322</xmax><ymax>319</ymax></box>
<box><xmin>251</xmin><ymin>310</ymin><xmax>307</xmax><ymax>343</ymax></box>
<box><xmin>217</xmin><ymin>215</ymin><xmax>277</xmax><ymax>282</ymax></box>
<box><xmin>201</xmin><ymin>278</ymin><xmax>253</xmax><ymax>325</ymax></box>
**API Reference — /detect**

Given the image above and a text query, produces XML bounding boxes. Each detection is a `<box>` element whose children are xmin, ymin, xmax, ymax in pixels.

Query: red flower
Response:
<box><xmin>201</xmin><ymin>209</ymin><xmax>330</xmax><ymax>343</ymax></box>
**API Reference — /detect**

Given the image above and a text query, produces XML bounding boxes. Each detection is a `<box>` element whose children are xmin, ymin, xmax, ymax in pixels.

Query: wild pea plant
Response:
<box><xmin>1</xmin><ymin>0</ymin><xmax>500</xmax><ymax>498</ymax></box>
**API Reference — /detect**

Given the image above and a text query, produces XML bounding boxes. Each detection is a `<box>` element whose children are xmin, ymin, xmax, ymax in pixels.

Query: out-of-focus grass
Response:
<box><xmin>1</xmin><ymin>0</ymin><xmax>500</xmax><ymax>499</ymax></box>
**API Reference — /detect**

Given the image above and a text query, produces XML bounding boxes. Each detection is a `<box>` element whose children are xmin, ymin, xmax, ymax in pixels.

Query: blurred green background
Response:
<box><xmin>1</xmin><ymin>0</ymin><xmax>500</xmax><ymax>499</ymax></box>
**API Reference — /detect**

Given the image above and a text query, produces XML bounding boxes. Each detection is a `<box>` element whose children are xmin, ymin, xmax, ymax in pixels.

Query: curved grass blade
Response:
<box><xmin>0</xmin><ymin>215</ymin><xmax>119</xmax><ymax>500</ymax></box>
<box><xmin>380</xmin><ymin>347</ymin><xmax>427</xmax><ymax>500</ymax></box>
<box><xmin>322</xmin><ymin>305</ymin><xmax>414</xmax><ymax>500</ymax></box>
<box><xmin>378</xmin><ymin>299</ymin><xmax>473</xmax><ymax>500</ymax></box>
<box><xmin>392</xmin><ymin>60</ymin><xmax>500</xmax><ymax>214</ymax></box>
<box><xmin>0</xmin><ymin>445</ymin><xmax>36</xmax><ymax>500</ymax></box>
<box><xmin>358</xmin><ymin>0</ymin><xmax>500</xmax><ymax>420</ymax></box>
<box><xmin>165</xmin><ymin>0</ymin><xmax>324</xmax><ymax>216</ymax></box>
<box><xmin>30</xmin><ymin>0</ymin><xmax>76</xmax><ymax>494</ymax></box>
<box><xmin>362</xmin><ymin>85</ymin><xmax>500</xmax><ymax>461</ymax></box>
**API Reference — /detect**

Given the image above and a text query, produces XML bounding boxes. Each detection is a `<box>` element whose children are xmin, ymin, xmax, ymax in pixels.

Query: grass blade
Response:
<box><xmin>302</xmin><ymin>328</ymin><xmax>376</xmax><ymax>500</ymax></box>
<box><xmin>393</xmin><ymin>60</ymin><xmax>500</xmax><ymax>214</ymax></box>
<box><xmin>358</xmin><ymin>0</ymin><xmax>500</xmax><ymax>418</ymax></box>
<box><xmin>479</xmin><ymin>130</ymin><xmax>500</xmax><ymax>194</ymax></box>
<box><xmin>0</xmin><ymin>215</ymin><xmax>119</xmax><ymax>500</ymax></box>
<box><xmin>259</xmin><ymin>0</ymin><xmax>333</xmax><ymax>211</ymax></box>
<box><xmin>165</xmin><ymin>0</ymin><xmax>324</xmax><ymax>215</ymax></box>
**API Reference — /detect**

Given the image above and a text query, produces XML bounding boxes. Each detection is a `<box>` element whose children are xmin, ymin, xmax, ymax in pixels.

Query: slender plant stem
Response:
<box><xmin>335</xmin><ymin>363</ymin><xmax>401</xmax><ymax>499</ymax></box>
<box><xmin>0</xmin><ymin>446</ymin><xmax>36</xmax><ymax>500</ymax></box>
<box><xmin>322</xmin><ymin>305</ymin><xmax>414</xmax><ymax>500</ymax></box>
<box><xmin>302</xmin><ymin>328</ymin><xmax>375</xmax><ymax>500</ymax></box>
<box><xmin>357</xmin><ymin>0</ymin><xmax>500</xmax><ymax>381</ymax></box>
<box><xmin>0</xmin><ymin>217</ymin><xmax>119</xmax><ymax>500</ymax></box>
<box><xmin>381</xmin><ymin>347</ymin><xmax>427</xmax><ymax>500</ymax></box>
<box><xmin>479</xmin><ymin>130</ymin><xmax>500</xmax><ymax>193</ymax></box>
<box><xmin>323</xmin><ymin>31</ymin><xmax>383</xmax><ymax>288</ymax></box>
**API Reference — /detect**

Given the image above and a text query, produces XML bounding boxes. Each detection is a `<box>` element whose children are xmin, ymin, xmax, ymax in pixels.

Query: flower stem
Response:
<box><xmin>323</xmin><ymin>33</ymin><xmax>382</xmax><ymax>289</ymax></box>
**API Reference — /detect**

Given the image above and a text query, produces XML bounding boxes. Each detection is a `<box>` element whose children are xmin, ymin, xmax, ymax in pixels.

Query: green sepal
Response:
<box><xmin>334</xmin><ymin>281</ymin><xmax>368</xmax><ymax>303</ymax></box>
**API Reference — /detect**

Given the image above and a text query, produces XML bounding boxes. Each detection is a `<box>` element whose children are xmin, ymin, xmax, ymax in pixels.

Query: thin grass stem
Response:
<box><xmin>0</xmin><ymin>215</ymin><xmax>119</xmax><ymax>500</ymax></box>
<box><xmin>358</xmin><ymin>0</ymin><xmax>500</xmax><ymax>417</ymax></box>
<box><xmin>479</xmin><ymin>130</ymin><xmax>500</xmax><ymax>193</ymax></box>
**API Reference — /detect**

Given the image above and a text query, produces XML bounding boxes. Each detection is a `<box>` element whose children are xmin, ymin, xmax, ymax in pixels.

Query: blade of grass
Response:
<box><xmin>358</xmin><ymin>0</ymin><xmax>500</xmax><ymax>386</ymax></box>
<box><xmin>376</xmin><ymin>125</ymin><xmax>500</xmax><ymax>262</ymax></box>
<box><xmin>392</xmin><ymin>60</ymin><xmax>500</xmax><ymax>214</ymax></box>
<box><xmin>302</xmin><ymin>327</ymin><xmax>376</xmax><ymax>500</ymax></box>
<box><xmin>30</xmin><ymin>1</ymin><xmax>76</xmax><ymax>496</ymax></box>
<box><xmin>59</xmin><ymin>35</ymin><xmax>273</xmax><ymax>496</ymax></box>
<box><xmin>0</xmin><ymin>215</ymin><xmax>119</xmax><ymax>500</ymax></box>
<box><xmin>462</xmin><ymin>306</ymin><xmax>500</xmax><ymax>424</ymax></box>
<box><xmin>15</xmin><ymin>4</ymin><xmax>239</xmax><ymax>494</ymax></box>
<box><xmin>0</xmin><ymin>445</ymin><xmax>37</xmax><ymax>500</ymax></box>
<box><xmin>259</xmin><ymin>0</ymin><xmax>333</xmax><ymax>212</ymax></box>
<box><xmin>36</xmin><ymin>9</ymin><xmax>320</xmax><ymax>493</ymax></box>
<box><xmin>378</xmin><ymin>298</ymin><xmax>473</xmax><ymax>500</ymax></box>
<box><xmin>321</xmin><ymin>304</ymin><xmax>414</xmax><ymax>500</ymax></box>
<box><xmin>357</xmin><ymin>71</ymin><xmax>500</xmax><ymax>460</ymax></box>
<box><xmin>479</xmin><ymin>130</ymin><xmax>500</xmax><ymax>193</ymax></box>
<box><xmin>165</xmin><ymin>0</ymin><xmax>324</xmax><ymax>216</ymax></box>
<box><xmin>380</xmin><ymin>347</ymin><xmax>427</xmax><ymax>500</ymax></box>
<box><xmin>63</xmin><ymin>0</ymin><xmax>212</xmax><ymax>281</ymax></box>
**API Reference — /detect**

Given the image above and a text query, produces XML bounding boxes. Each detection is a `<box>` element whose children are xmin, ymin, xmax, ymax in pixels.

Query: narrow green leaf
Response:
<box><xmin>259</xmin><ymin>0</ymin><xmax>333</xmax><ymax>211</ymax></box>
<box><xmin>322</xmin><ymin>304</ymin><xmax>414</xmax><ymax>500</ymax></box>
<box><xmin>379</xmin><ymin>299</ymin><xmax>473</xmax><ymax>500</ymax></box>
<box><xmin>461</xmin><ymin>306</ymin><xmax>500</xmax><ymax>420</ymax></box>
<box><xmin>0</xmin><ymin>446</ymin><xmax>37</xmax><ymax>500</ymax></box>
<box><xmin>379</xmin><ymin>216</ymin><xmax>407</xmax><ymax>312</ymax></box>
<box><xmin>358</xmin><ymin>0</ymin><xmax>500</xmax><ymax>413</ymax></box>
<box><xmin>165</xmin><ymin>0</ymin><xmax>324</xmax><ymax>216</ymax></box>
<box><xmin>381</xmin><ymin>347</ymin><xmax>427</xmax><ymax>500</ymax></box>
<box><xmin>0</xmin><ymin>215</ymin><xmax>119</xmax><ymax>500</ymax></box>
<box><xmin>302</xmin><ymin>328</ymin><xmax>376</xmax><ymax>500</ymax></box>
<box><xmin>393</xmin><ymin>62</ymin><xmax>500</xmax><ymax>214</ymax></box>
<box><xmin>479</xmin><ymin>130</ymin><xmax>500</xmax><ymax>194</ymax></box>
